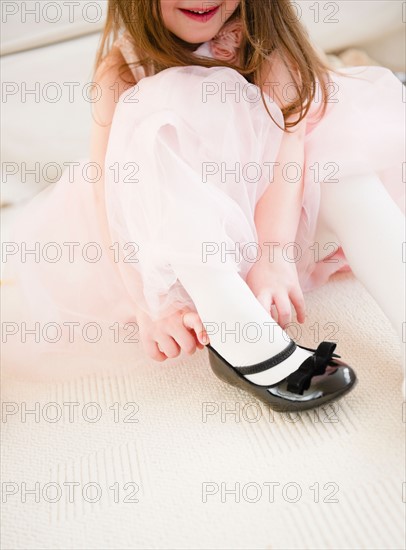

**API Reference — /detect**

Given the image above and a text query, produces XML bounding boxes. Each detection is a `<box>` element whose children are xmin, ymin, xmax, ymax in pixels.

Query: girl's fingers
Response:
<box><xmin>156</xmin><ymin>335</ymin><xmax>181</xmax><ymax>359</ymax></box>
<box><xmin>182</xmin><ymin>312</ymin><xmax>210</xmax><ymax>346</ymax></box>
<box><xmin>169</xmin><ymin>323</ymin><xmax>198</xmax><ymax>356</ymax></box>
<box><xmin>144</xmin><ymin>340</ymin><xmax>167</xmax><ymax>362</ymax></box>
<box><xmin>272</xmin><ymin>292</ymin><xmax>292</xmax><ymax>329</ymax></box>
<box><xmin>256</xmin><ymin>290</ymin><xmax>273</xmax><ymax>314</ymax></box>
<box><xmin>289</xmin><ymin>285</ymin><xmax>306</xmax><ymax>324</ymax></box>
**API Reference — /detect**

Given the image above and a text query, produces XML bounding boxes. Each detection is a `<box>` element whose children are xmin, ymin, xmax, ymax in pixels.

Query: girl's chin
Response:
<box><xmin>182</xmin><ymin>36</ymin><xmax>213</xmax><ymax>45</ymax></box>
<box><xmin>175</xmin><ymin>28</ymin><xmax>219</xmax><ymax>45</ymax></box>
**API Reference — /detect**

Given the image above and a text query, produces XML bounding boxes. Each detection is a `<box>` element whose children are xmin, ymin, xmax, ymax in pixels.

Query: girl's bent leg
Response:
<box><xmin>155</xmin><ymin>124</ymin><xmax>317</xmax><ymax>379</ymax></box>
<box><xmin>316</xmin><ymin>173</ymin><xmax>405</xmax><ymax>381</ymax></box>
<box><xmin>107</xmin><ymin>66</ymin><xmax>320</xmax><ymax>381</ymax></box>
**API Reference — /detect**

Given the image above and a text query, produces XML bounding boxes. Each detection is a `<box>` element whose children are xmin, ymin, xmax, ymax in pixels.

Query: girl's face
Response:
<box><xmin>160</xmin><ymin>0</ymin><xmax>241</xmax><ymax>44</ymax></box>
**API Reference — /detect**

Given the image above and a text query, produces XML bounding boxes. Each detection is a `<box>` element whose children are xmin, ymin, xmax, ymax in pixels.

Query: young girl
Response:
<box><xmin>8</xmin><ymin>0</ymin><xmax>405</xmax><ymax>409</ymax></box>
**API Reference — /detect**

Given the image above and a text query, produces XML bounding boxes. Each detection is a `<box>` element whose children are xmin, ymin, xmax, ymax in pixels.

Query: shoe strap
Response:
<box><xmin>234</xmin><ymin>340</ymin><xmax>297</xmax><ymax>375</ymax></box>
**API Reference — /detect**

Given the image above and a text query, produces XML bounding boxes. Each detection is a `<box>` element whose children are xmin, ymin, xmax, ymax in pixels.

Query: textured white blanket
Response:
<box><xmin>1</xmin><ymin>262</ymin><xmax>404</xmax><ymax>549</ymax></box>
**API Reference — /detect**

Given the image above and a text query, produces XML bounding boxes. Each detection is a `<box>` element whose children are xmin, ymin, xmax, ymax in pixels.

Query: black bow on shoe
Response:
<box><xmin>286</xmin><ymin>341</ymin><xmax>341</xmax><ymax>395</ymax></box>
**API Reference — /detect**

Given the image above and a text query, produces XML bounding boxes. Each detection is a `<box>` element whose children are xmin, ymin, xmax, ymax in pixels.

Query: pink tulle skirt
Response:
<box><xmin>6</xmin><ymin>64</ymin><xmax>405</xmax><ymax>328</ymax></box>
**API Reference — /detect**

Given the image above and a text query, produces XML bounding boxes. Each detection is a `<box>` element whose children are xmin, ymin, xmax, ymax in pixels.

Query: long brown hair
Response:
<box><xmin>94</xmin><ymin>0</ymin><xmax>346</xmax><ymax>131</ymax></box>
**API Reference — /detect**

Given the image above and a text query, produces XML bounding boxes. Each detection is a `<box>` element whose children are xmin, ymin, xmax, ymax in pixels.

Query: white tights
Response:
<box><xmin>317</xmin><ymin>173</ymin><xmax>405</xmax><ymax>390</ymax></box>
<box><xmin>317</xmin><ymin>173</ymin><xmax>405</xmax><ymax>345</ymax></box>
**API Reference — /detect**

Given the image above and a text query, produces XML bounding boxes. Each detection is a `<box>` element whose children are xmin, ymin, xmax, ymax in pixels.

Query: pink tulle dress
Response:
<box><xmin>6</xmin><ymin>22</ymin><xmax>405</xmax><ymax>328</ymax></box>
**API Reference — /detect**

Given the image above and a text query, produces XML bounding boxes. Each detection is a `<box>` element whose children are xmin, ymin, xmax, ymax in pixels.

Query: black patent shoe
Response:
<box><xmin>206</xmin><ymin>340</ymin><xmax>357</xmax><ymax>412</ymax></box>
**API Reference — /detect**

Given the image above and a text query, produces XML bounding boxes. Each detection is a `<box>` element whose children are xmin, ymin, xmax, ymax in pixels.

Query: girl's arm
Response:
<box><xmin>254</xmin><ymin>117</ymin><xmax>306</xmax><ymax>258</ymax></box>
<box><xmin>90</xmin><ymin>46</ymin><xmax>136</xmax><ymax>174</ymax></box>
<box><xmin>245</xmin><ymin>57</ymin><xmax>307</xmax><ymax>328</ymax></box>
<box><xmin>255</xmin><ymin>52</ymin><xmax>307</xmax><ymax>255</ymax></box>
<box><xmin>89</xmin><ymin>48</ymin><xmax>208</xmax><ymax>358</ymax></box>
<box><xmin>247</xmin><ymin>121</ymin><xmax>307</xmax><ymax>328</ymax></box>
<box><xmin>89</xmin><ymin>47</ymin><xmax>147</xmax><ymax>316</ymax></box>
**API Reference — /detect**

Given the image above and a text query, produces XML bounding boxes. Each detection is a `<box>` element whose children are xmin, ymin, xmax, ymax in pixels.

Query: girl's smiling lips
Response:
<box><xmin>179</xmin><ymin>5</ymin><xmax>220</xmax><ymax>22</ymax></box>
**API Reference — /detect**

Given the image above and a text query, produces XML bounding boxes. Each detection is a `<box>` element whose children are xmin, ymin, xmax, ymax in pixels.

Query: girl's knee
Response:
<box><xmin>136</xmin><ymin>65</ymin><xmax>253</xmax><ymax>116</ymax></box>
<box><xmin>312</xmin><ymin>212</ymin><xmax>340</xmax><ymax>261</ymax></box>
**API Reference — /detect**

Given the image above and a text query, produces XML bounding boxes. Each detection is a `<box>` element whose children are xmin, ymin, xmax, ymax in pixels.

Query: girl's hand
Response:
<box><xmin>136</xmin><ymin>307</ymin><xmax>210</xmax><ymax>362</ymax></box>
<box><xmin>246</xmin><ymin>253</ymin><xmax>306</xmax><ymax>329</ymax></box>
